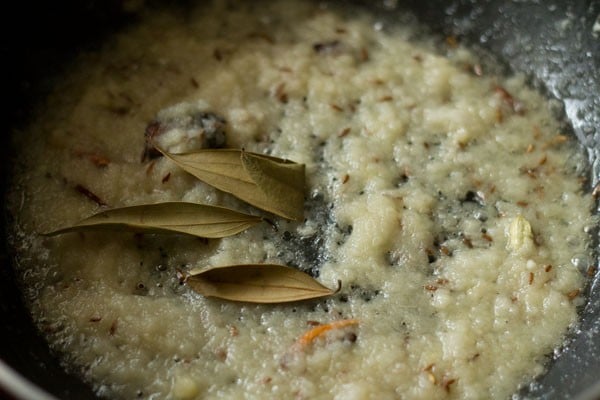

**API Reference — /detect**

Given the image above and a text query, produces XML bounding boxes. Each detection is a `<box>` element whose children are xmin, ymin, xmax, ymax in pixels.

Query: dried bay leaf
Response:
<box><xmin>241</xmin><ymin>151</ymin><xmax>304</xmax><ymax>219</ymax></box>
<box><xmin>186</xmin><ymin>264</ymin><xmax>340</xmax><ymax>303</ymax></box>
<box><xmin>44</xmin><ymin>202</ymin><xmax>262</xmax><ymax>238</ymax></box>
<box><xmin>158</xmin><ymin>148</ymin><xmax>305</xmax><ymax>221</ymax></box>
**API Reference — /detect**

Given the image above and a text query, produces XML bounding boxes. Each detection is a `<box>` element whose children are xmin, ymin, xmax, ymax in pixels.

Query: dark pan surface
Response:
<box><xmin>1</xmin><ymin>1</ymin><xmax>599</xmax><ymax>399</ymax></box>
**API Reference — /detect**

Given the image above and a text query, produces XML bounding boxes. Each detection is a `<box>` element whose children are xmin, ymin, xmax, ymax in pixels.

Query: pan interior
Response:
<box><xmin>1</xmin><ymin>1</ymin><xmax>599</xmax><ymax>399</ymax></box>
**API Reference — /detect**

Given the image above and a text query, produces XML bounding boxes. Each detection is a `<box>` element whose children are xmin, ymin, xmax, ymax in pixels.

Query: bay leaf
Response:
<box><xmin>186</xmin><ymin>264</ymin><xmax>340</xmax><ymax>303</ymax></box>
<box><xmin>44</xmin><ymin>202</ymin><xmax>262</xmax><ymax>238</ymax></box>
<box><xmin>241</xmin><ymin>151</ymin><xmax>305</xmax><ymax>220</ymax></box>
<box><xmin>158</xmin><ymin>148</ymin><xmax>305</xmax><ymax>221</ymax></box>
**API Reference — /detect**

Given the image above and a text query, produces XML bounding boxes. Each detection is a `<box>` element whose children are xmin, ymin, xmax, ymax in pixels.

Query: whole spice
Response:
<box><xmin>44</xmin><ymin>202</ymin><xmax>263</xmax><ymax>239</ymax></box>
<box><xmin>158</xmin><ymin>148</ymin><xmax>305</xmax><ymax>220</ymax></box>
<box><xmin>185</xmin><ymin>264</ymin><xmax>340</xmax><ymax>303</ymax></box>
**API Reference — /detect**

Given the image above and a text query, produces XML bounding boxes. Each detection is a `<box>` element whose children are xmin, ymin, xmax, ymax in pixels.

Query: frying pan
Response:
<box><xmin>1</xmin><ymin>0</ymin><xmax>599</xmax><ymax>399</ymax></box>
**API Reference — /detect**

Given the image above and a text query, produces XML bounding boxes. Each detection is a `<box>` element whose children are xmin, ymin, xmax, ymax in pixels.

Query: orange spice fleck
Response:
<box><xmin>74</xmin><ymin>149</ymin><xmax>110</xmax><ymax>168</ymax></box>
<box><xmin>109</xmin><ymin>319</ymin><xmax>118</xmax><ymax>336</ymax></box>
<box><xmin>442</xmin><ymin>378</ymin><xmax>457</xmax><ymax>393</ymax></box>
<box><xmin>554</xmin><ymin>134</ymin><xmax>568</xmax><ymax>144</ymax></box>
<box><xmin>462</xmin><ymin>237</ymin><xmax>473</xmax><ymax>248</ymax></box>
<box><xmin>88</xmin><ymin>154</ymin><xmax>110</xmax><ymax>168</ymax></box>
<box><xmin>495</xmin><ymin>86</ymin><xmax>516</xmax><ymax>109</ymax></box>
<box><xmin>445</xmin><ymin>35</ymin><xmax>458</xmax><ymax>48</ymax></box>
<box><xmin>338</xmin><ymin>127</ymin><xmax>351</xmax><ymax>138</ymax></box>
<box><xmin>543</xmin><ymin>134</ymin><xmax>569</xmax><ymax>149</ymax></box>
<box><xmin>275</xmin><ymin>82</ymin><xmax>288</xmax><ymax>104</ymax></box>
<box><xmin>359</xmin><ymin>47</ymin><xmax>369</xmax><ymax>62</ymax></box>
<box><xmin>296</xmin><ymin>319</ymin><xmax>359</xmax><ymax>347</ymax></box>
<box><xmin>229</xmin><ymin>325</ymin><xmax>239</xmax><ymax>337</ymax></box>
<box><xmin>215</xmin><ymin>348</ymin><xmax>227</xmax><ymax>362</ymax></box>
<box><xmin>567</xmin><ymin>289</ymin><xmax>580</xmax><ymax>300</ymax></box>
<box><xmin>533</xmin><ymin>185</ymin><xmax>545</xmax><ymax>194</ymax></box>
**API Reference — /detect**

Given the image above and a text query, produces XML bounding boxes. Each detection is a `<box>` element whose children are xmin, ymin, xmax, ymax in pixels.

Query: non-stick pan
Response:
<box><xmin>1</xmin><ymin>1</ymin><xmax>599</xmax><ymax>399</ymax></box>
